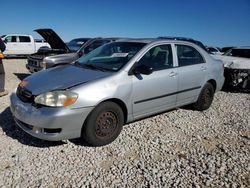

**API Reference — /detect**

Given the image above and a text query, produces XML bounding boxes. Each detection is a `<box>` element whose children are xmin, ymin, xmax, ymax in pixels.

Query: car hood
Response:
<box><xmin>46</xmin><ymin>53</ymin><xmax>78</xmax><ymax>61</ymax></box>
<box><xmin>45</xmin><ymin>53</ymin><xmax>79</xmax><ymax>65</ymax></box>
<box><xmin>34</xmin><ymin>28</ymin><xmax>70</xmax><ymax>52</ymax></box>
<box><xmin>212</xmin><ymin>55</ymin><xmax>250</xmax><ymax>69</ymax></box>
<box><xmin>24</xmin><ymin>64</ymin><xmax>112</xmax><ymax>95</ymax></box>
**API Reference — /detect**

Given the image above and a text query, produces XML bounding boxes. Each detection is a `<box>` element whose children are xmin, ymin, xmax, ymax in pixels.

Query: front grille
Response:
<box><xmin>15</xmin><ymin>118</ymin><xmax>62</xmax><ymax>134</ymax></box>
<box><xmin>27</xmin><ymin>58</ymin><xmax>40</xmax><ymax>67</ymax></box>
<box><xmin>16</xmin><ymin>86</ymin><xmax>34</xmax><ymax>103</ymax></box>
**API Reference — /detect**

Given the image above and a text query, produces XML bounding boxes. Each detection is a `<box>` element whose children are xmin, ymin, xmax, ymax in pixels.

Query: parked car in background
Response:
<box><xmin>212</xmin><ymin>47</ymin><xmax>250</xmax><ymax>91</ymax></box>
<box><xmin>206</xmin><ymin>46</ymin><xmax>223</xmax><ymax>55</ymax></box>
<box><xmin>67</xmin><ymin>38</ymin><xmax>91</xmax><ymax>52</ymax></box>
<box><xmin>26</xmin><ymin>28</ymin><xmax>90</xmax><ymax>73</ymax></box>
<box><xmin>1</xmin><ymin>34</ymin><xmax>50</xmax><ymax>56</ymax></box>
<box><xmin>28</xmin><ymin>37</ymin><xmax>119</xmax><ymax>72</ymax></box>
<box><xmin>10</xmin><ymin>38</ymin><xmax>224</xmax><ymax>146</ymax></box>
<box><xmin>221</xmin><ymin>46</ymin><xmax>234</xmax><ymax>54</ymax></box>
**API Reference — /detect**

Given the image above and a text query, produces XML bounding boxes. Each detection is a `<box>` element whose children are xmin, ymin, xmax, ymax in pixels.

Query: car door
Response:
<box><xmin>4</xmin><ymin>36</ymin><xmax>19</xmax><ymax>55</ymax></box>
<box><xmin>175</xmin><ymin>44</ymin><xmax>207</xmax><ymax>106</ymax></box>
<box><xmin>18</xmin><ymin>36</ymin><xmax>33</xmax><ymax>54</ymax></box>
<box><xmin>131</xmin><ymin>44</ymin><xmax>178</xmax><ymax>119</ymax></box>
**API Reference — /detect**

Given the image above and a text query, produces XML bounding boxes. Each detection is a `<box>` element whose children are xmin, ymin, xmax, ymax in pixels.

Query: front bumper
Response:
<box><xmin>10</xmin><ymin>92</ymin><xmax>94</xmax><ymax>141</ymax></box>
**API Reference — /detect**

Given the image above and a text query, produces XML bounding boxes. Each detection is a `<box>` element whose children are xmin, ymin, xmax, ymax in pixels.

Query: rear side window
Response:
<box><xmin>19</xmin><ymin>36</ymin><xmax>31</xmax><ymax>43</ymax></box>
<box><xmin>176</xmin><ymin>45</ymin><xmax>205</xmax><ymax>66</ymax></box>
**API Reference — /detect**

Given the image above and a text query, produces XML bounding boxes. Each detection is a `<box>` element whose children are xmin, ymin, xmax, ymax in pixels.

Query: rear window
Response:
<box><xmin>84</xmin><ymin>40</ymin><xmax>111</xmax><ymax>54</ymax></box>
<box><xmin>19</xmin><ymin>36</ymin><xmax>31</xmax><ymax>43</ymax></box>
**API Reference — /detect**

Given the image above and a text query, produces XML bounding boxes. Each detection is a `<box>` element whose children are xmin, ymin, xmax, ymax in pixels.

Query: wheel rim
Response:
<box><xmin>95</xmin><ymin>111</ymin><xmax>118</xmax><ymax>138</ymax></box>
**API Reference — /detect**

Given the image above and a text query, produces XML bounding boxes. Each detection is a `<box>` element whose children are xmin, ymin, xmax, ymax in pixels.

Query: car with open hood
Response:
<box><xmin>26</xmin><ymin>28</ymin><xmax>92</xmax><ymax>73</ymax></box>
<box><xmin>10</xmin><ymin>38</ymin><xmax>224</xmax><ymax>146</ymax></box>
<box><xmin>212</xmin><ymin>47</ymin><xmax>250</xmax><ymax>91</ymax></box>
<box><xmin>40</xmin><ymin>38</ymin><xmax>120</xmax><ymax>71</ymax></box>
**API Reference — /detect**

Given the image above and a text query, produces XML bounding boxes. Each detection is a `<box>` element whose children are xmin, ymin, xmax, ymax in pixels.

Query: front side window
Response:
<box><xmin>137</xmin><ymin>44</ymin><xmax>173</xmax><ymax>71</ymax></box>
<box><xmin>5</xmin><ymin>36</ymin><xmax>17</xmax><ymax>43</ymax></box>
<box><xmin>76</xmin><ymin>42</ymin><xmax>146</xmax><ymax>72</ymax></box>
<box><xmin>176</xmin><ymin>45</ymin><xmax>205</xmax><ymax>66</ymax></box>
<box><xmin>19</xmin><ymin>36</ymin><xmax>31</xmax><ymax>43</ymax></box>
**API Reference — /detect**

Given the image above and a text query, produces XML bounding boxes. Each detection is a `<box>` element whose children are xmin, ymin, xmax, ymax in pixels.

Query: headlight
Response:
<box><xmin>34</xmin><ymin>91</ymin><xmax>78</xmax><ymax>107</ymax></box>
<box><xmin>41</xmin><ymin>61</ymin><xmax>46</xmax><ymax>69</ymax></box>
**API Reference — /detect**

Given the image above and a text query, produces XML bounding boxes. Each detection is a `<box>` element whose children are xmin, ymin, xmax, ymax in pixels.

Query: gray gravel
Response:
<box><xmin>0</xmin><ymin>59</ymin><xmax>250</xmax><ymax>187</ymax></box>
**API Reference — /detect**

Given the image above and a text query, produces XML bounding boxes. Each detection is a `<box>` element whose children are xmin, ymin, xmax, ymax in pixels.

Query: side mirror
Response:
<box><xmin>134</xmin><ymin>65</ymin><xmax>153</xmax><ymax>75</ymax></box>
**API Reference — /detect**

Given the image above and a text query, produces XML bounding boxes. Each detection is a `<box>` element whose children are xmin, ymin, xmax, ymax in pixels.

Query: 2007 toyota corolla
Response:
<box><xmin>10</xmin><ymin>39</ymin><xmax>224</xmax><ymax>146</ymax></box>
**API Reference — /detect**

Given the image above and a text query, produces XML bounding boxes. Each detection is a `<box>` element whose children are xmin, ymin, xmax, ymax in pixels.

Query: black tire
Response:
<box><xmin>193</xmin><ymin>82</ymin><xmax>215</xmax><ymax>111</ymax></box>
<box><xmin>82</xmin><ymin>101</ymin><xmax>124</xmax><ymax>146</ymax></box>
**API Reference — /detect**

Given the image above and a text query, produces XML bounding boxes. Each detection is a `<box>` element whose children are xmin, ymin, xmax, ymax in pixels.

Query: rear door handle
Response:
<box><xmin>169</xmin><ymin>72</ymin><xmax>178</xmax><ymax>77</ymax></box>
<box><xmin>201</xmin><ymin>66</ymin><xmax>207</xmax><ymax>71</ymax></box>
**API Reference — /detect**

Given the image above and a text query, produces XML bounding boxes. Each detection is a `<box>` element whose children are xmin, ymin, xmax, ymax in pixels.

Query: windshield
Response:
<box><xmin>224</xmin><ymin>48</ymin><xmax>250</xmax><ymax>58</ymax></box>
<box><xmin>1</xmin><ymin>35</ymin><xmax>6</xmax><ymax>38</ymax></box>
<box><xmin>68</xmin><ymin>38</ymin><xmax>89</xmax><ymax>46</ymax></box>
<box><xmin>76</xmin><ymin>42</ymin><xmax>146</xmax><ymax>72</ymax></box>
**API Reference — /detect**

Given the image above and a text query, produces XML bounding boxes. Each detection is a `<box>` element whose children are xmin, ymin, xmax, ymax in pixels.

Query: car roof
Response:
<box><xmin>115</xmin><ymin>38</ymin><xmax>205</xmax><ymax>46</ymax></box>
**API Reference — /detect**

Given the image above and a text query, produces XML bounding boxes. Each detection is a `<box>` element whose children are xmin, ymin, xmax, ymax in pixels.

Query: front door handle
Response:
<box><xmin>201</xmin><ymin>66</ymin><xmax>207</xmax><ymax>71</ymax></box>
<box><xmin>169</xmin><ymin>72</ymin><xmax>178</xmax><ymax>77</ymax></box>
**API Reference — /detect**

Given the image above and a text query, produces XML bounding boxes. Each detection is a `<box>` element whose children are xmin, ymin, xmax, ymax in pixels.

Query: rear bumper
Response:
<box><xmin>216</xmin><ymin>76</ymin><xmax>225</xmax><ymax>92</ymax></box>
<box><xmin>10</xmin><ymin>92</ymin><xmax>94</xmax><ymax>141</ymax></box>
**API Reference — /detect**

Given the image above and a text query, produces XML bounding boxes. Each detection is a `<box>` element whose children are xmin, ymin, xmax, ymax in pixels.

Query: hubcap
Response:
<box><xmin>203</xmin><ymin>88</ymin><xmax>211</xmax><ymax>105</ymax></box>
<box><xmin>95</xmin><ymin>111</ymin><xmax>117</xmax><ymax>138</ymax></box>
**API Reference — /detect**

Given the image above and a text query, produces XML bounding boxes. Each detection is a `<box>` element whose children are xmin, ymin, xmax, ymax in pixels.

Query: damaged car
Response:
<box><xmin>213</xmin><ymin>47</ymin><xmax>250</xmax><ymax>92</ymax></box>
<box><xmin>26</xmin><ymin>28</ymin><xmax>93</xmax><ymax>73</ymax></box>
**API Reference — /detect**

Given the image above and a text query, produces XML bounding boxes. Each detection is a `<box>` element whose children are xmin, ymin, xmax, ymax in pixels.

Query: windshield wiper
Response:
<box><xmin>82</xmin><ymin>64</ymin><xmax>108</xmax><ymax>72</ymax></box>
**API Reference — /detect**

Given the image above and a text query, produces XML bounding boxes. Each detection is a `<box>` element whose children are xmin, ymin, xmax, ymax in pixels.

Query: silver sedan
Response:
<box><xmin>10</xmin><ymin>39</ymin><xmax>225</xmax><ymax>146</ymax></box>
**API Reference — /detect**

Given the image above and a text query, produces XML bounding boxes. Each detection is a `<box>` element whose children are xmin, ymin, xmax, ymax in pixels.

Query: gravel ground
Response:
<box><xmin>0</xmin><ymin>59</ymin><xmax>249</xmax><ymax>187</ymax></box>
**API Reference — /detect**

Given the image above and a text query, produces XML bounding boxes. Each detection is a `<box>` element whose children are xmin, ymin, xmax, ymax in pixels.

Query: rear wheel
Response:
<box><xmin>82</xmin><ymin>102</ymin><xmax>124</xmax><ymax>146</ymax></box>
<box><xmin>193</xmin><ymin>82</ymin><xmax>214</xmax><ymax>111</ymax></box>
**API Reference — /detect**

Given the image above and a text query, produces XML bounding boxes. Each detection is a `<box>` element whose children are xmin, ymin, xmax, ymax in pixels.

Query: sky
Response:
<box><xmin>1</xmin><ymin>0</ymin><xmax>250</xmax><ymax>47</ymax></box>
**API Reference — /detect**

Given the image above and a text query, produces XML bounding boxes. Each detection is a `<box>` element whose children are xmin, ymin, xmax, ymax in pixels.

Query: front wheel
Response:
<box><xmin>193</xmin><ymin>82</ymin><xmax>215</xmax><ymax>111</ymax></box>
<box><xmin>82</xmin><ymin>102</ymin><xmax>124</xmax><ymax>146</ymax></box>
